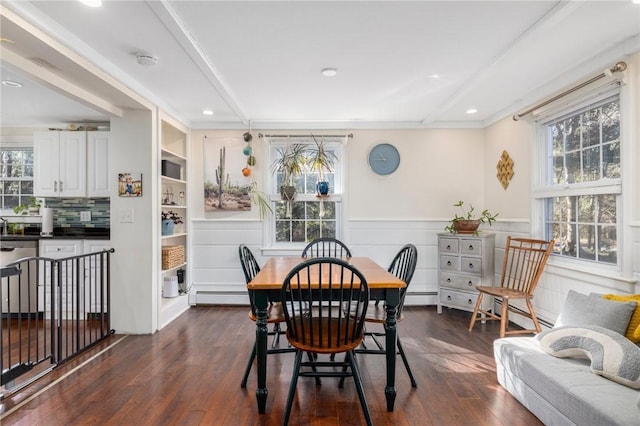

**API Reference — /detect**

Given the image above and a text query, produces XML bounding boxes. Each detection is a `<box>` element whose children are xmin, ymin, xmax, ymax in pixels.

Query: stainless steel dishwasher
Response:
<box><xmin>1</xmin><ymin>239</ymin><xmax>38</xmax><ymax>314</ymax></box>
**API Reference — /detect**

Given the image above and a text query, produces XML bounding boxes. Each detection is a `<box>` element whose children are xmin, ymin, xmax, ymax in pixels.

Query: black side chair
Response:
<box><xmin>356</xmin><ymin>243</ymin><xmax>418</xmax><ymax>387</ymax></box>
<box><xmin>301</xmin><ymin>237</ymin><xmax>352</xmax><ymax>258</ymax></box>
<box><xmin>238</xmin><ymin>244</ymin><xmax>293</xmax><ymax>388</ymax></box>
<box><xmin>281</xmin><ymin>258</ymin><xmax>372</xmax><ymax>426</ymax></box>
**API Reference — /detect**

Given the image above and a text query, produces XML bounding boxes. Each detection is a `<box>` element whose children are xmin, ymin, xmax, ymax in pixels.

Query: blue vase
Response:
<box><xmin>162</xmin><ymin>219</ymin><xmax>175</xmax><ymax>236</ymax></box>
<box><xmin>316</xmin><ymin>181</ymin><xmax>329</xmax><ymax>195</ymax></box>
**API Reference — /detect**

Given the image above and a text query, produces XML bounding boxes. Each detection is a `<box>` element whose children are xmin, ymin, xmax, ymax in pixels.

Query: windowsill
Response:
<box><xmin>546</xmin><ymin>257</ymin><xmax>637</xmax><ymax>286</ymax></box>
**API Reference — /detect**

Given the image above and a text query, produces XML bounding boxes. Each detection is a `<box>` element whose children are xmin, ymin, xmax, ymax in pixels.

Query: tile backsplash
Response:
<box><xmin>44</xmin><ymin>198</ymin><xmax>110</xmax><ymax>228</ymax></box>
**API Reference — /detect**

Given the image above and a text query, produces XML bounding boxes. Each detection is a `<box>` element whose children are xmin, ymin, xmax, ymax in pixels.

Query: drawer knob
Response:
<box><xmin>468</xmin><ymin>245</ymin><xmax>474</xmax><ymax>251</ymax></box>
<box><xmin>467</xmin><ymin>281</ymin><xmax>473</xmax><ymax>287</ymax></box>
<box><xmin>446</xmin><ymin>278</ymin><xmax>452</xmax><ymax>283</ymax></box>
<box><xmin>447</xmin><ymin>295</ymin><xmax>452</xmax><ymax>301</ymax></box>
<box><xmin>468</xmin><ymin>263</ymin><xmax>474</xmax><ymax>269</ymax></box>
<box><xmin>447</xmin><ymin>261</ymin><xmax>452</xmax><ymax>266</ymax></box>
<box><xmin>467</xmin><ymin>299</ymin><xmax>473</xmax><ymax>305</ymax></box>
<box><xmin>446</xmin><ymin>245</ymin><xmax>451</xmax><ymax>250</ymax></box>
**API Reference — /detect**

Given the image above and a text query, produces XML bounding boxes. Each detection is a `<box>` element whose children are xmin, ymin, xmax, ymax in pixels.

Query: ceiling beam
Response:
<box><xmin>2</xmin><ymin>48</ymin><xmax>124</xmax><ymax>118</ymax></box>
<box><xmin>148</xmin><ymin>0</ymin><xmax>248</xmax><ymax>124</ymax></box>
<box><xmin>421</xmin><ymin>1</ymin><xmax>581</xmax><ymax>125</ymax></box>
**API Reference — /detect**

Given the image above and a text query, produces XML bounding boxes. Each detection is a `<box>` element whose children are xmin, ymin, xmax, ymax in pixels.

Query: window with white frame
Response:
<box><xmin>535</xmin><ymin>87</ymin><xmax>621</xmax><ymax>266</ymax></box>
<box><xmin>267</xmin><ymin>137</ymin><xmax>345</xmax><ymax>244</ymax></box>
<box><xmin>0</xmin><ymin>147</ymin><xmax>34</xmax><ymax>210</ymax></box>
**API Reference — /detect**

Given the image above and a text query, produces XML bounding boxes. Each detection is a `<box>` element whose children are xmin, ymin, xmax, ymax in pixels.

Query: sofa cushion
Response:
<box><xmin>537</xmin><ymin>325</ymin><xmax>640</xmax><ymax>389</ymax></box>
<box><xmin>602</xmin><ymin>293</ymin><xmax>640</xmax><ymax>343</ymax></box>
<box><xmin>555</xmin><ymin>290</ymin><xmax>636</xmax><ymax>335</ymax></box>
<box><xmin>494</xmin><ymin>337</ymin><xmax>640</xmax><ymax>425</ymax></box>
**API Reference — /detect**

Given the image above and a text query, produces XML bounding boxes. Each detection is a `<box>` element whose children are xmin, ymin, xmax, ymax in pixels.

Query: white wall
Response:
<box><xmin>482</xmin><ymin>51</ymin><xmax>640</xmax><ymax>328</ymax></box>
<box><xmin>109</xmin><ymin>109</ymin><xmax>158</xmax><ymax>334</ymax></box>
<box><xmin>189</xmin><ymin>127</ymin><xmax>491</xmax><ymax>307</ymax></box>
<box><xmin>189</xmin><ymin>55</ymin><xmax>639</xmax><ymax>328</ymax></box>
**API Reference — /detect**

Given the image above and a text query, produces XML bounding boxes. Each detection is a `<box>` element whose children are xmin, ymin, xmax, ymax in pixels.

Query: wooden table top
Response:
<box><xmin>248</xmin><ymin>257</ymin><xmax>406</xmax><ymax>290</ymax></box>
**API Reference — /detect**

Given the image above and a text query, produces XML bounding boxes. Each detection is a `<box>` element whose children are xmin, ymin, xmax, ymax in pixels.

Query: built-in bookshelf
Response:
<box><xmin>159</xmin><ymin>118</ymin><xmax>189</xmax><ymax>328</ymax></box>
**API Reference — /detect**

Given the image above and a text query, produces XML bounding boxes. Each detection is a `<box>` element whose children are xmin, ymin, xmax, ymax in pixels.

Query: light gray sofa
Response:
<box><xmin>493</xmin><ymin>289</ymin><xmax>640</xmax><ymax>426</ymax></box>
<box><xmin>494</xmin><ymin>336</ymin><xmax>640</xmax><ymax>426</ymax></box>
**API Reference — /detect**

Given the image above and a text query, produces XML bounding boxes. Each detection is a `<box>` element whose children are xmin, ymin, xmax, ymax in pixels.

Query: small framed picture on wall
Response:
<box><xmin>118</xmin><ymin>172</ymin><xmax>142</xmax><ymax>197</ymax></box>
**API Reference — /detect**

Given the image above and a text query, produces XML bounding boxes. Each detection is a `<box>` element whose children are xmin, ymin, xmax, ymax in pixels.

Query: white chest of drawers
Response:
<box><xmin>437</xmin><ymin>233</ymin><xmax>495</xmax><ymax>314</ymax></box>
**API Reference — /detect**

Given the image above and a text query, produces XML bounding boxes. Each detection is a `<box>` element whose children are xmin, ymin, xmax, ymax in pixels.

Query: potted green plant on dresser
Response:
<box><xmin>444</xmin><ymin>200</ymin><xmax>498</xmax><ymax>235</ymax></box>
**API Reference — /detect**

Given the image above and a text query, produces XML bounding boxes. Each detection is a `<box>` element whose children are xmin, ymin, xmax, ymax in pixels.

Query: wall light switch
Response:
<box><xmin>119</xmin><ymin>208</ymin><xmax>134</xmax><ymax>223</ymax></box>
<box><xmin>80</xmin><ymin>211</ymin><xmax>91</xmax><ymax>222</ymax></box>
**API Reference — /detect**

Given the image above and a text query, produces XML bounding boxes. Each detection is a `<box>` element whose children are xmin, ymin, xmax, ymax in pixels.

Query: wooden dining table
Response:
<box><xmin>247</xmin><ymin>256</ymin><xmax>407</xmax><ymax>414</ymax></box>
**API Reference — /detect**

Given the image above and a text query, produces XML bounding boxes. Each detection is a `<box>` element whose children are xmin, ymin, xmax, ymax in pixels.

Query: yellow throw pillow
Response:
<box><xmin>603</xmin><ymin>294</ymin><xmax>640</xmax><ymax>343</ymax></box>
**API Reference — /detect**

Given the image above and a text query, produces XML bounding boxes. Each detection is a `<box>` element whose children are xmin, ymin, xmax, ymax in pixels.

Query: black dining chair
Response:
<box><xmin>238</xmin><ymin>244</ymin><xmax>293</xmax><ymax>388</ymax></box>
<box><xmin>280</xmin><ymin>258</ymin><xmax>372</xmax><ymax>426</ymax></box>
<box><xmin>355</xmin><ymin>243</ymin><xmax>418</xmax><ymax>387</ymax></box>
<box><xmin>301</xmin><ymin>237</ymin><xmax>352</xmax><ymax>258</ymax></box>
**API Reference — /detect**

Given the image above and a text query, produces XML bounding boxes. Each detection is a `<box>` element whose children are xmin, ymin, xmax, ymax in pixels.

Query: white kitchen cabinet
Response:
<box><xmin>34</xmin><ymin>131</ymin><xmax>86</xmax><ymax>197</ymax></box>
<box><xmin>83</xmin><ymin>240</ymin><xmax>113</xmax><ymax>316</ymax></box>
<box><xmin>38</xmin><ymin>239</ymin><xmax>83</xmax><ymax>318</ymax></box>
<box><xmin>87</xmin><ymin>131</ymin><xmax>110</xmax><ymax>197</ymax></box>
<box><xmin>34</xmin><ymin>130</ymin><xmax>110</xmax><ymax>198</ymax></box>
<box><xmin>39</xmin><ymin>239</ymin><xmax>111</xmax><ymax>319</ymax></box>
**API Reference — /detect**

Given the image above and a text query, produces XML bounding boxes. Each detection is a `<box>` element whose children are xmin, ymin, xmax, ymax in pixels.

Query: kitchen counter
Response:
<box><xmin>0</xmin><ymin>227</ymin><xmax>109</xmax><ymax>242</ymax></box>
<box><xmin>0</xmin><ymin>235</ymin><xmax>45</xmax><ymax>242</ymax></box>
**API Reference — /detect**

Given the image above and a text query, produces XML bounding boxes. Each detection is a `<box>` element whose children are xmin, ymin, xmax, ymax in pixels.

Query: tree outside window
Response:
<box><xmin>541</xmin><ymin>95</ymin><xmax>620</xmax><ymax>265</ymax></box>
<box><xmin>269</xmin><ymin>138</ymin><xmax>343</xmax><ymax>244</ymax></box>
<box><xmin>0</xmin><ymin>148</ymin><xmax>34</xmax><ymax>210</ymax></box>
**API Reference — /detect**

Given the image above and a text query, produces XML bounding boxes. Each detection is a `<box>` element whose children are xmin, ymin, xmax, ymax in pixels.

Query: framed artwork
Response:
<box><xmin>118</xmin><ymin>172</ymin><xmax>143</xmax><ymax>197</ymax></box>
<box><xmin>203</xmin><ymin>137</ymin><xmax>251</xmax><ymax>212</ymax></box>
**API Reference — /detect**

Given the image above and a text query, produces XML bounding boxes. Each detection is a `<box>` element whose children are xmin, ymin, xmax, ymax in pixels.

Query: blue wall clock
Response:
<box><xmin>368</xmin><ymin>143</ymin><xmax>400</xmax><ymax>175</ymax></box>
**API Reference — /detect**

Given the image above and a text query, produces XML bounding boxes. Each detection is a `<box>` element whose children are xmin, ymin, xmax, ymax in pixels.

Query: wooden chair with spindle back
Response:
<box><xmin>469</xmin><ymin>236</ymin><xmax>554</xmax><ymax>338</ymax></box>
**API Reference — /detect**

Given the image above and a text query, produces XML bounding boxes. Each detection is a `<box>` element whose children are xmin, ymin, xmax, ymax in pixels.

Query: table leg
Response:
<box><xmin>384</xmin><ymin>289</ymin><xmax>400</xmax><ymax>412</ymax></box>
<box><xmin>254</xmin><ymin>292</ymin><xmax>269</xmax><ymax>413</ymax></box>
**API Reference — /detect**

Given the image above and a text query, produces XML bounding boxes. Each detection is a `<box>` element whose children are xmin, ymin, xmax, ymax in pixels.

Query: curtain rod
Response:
<box><xmin>512</xmin><ymin>61</ymin><xmax>627</xmax><ymax>121</ymax></box>
<box><xmin>258</xmin><ymin>133</ymin><xmax>353</xmax><ymax>139</ymax></box>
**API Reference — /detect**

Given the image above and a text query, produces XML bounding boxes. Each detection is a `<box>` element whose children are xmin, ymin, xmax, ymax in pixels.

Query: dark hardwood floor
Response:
<box><xmin>0</xmin><ymin>305</ymin><xmax>542</xmax><ymax>425</ymax></box>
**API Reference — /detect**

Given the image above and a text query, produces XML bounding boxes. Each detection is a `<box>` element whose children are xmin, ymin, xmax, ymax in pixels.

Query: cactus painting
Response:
<box><xmin>203</xmin><ymin>137</ymin><xmax>252</xmax><ymax>212</ymax></box>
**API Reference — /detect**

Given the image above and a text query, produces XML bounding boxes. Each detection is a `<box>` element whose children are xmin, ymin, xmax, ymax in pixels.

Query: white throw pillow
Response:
<box><xmin>537</xmin><ymin>325</ymin><xmax>640</xmax><ymax>389</ymax></box>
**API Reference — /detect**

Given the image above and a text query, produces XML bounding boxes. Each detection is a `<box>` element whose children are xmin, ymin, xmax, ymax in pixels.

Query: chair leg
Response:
<box><xmin>338</xmin><ymin>352</ymin><xmax>349</xmax><ymax>388</ymax></box>
<box><xmin>307</xmin><ymin>352</ymin><xmax>321</xmax><ymax>386</ymax></box>
<box><xmin>283</xmin><ymin>350</ymin><xmax>304</xmax><ymax>426</ymax></box>
<box><xmin>500</xmin><ymin>298</ymin><xmax>509</xmax><ymax>339</ymax></box>
<box><xmin>272</xmin><ymin>323</ymin><xmax>281</xmax><ymax>349</ymax></box>
<box><xmin>371</xmin><ymin>333</ymin><xmax>384</xmax><ymax>350</ymax></box>
<box><xmin>526</xmin><ymin>299</ymin><xmax>542</xmax><ymax>333</ymax></box>
<box><xmin>469</xmin><ymin>293</ymin><xmax>484</xmax><ymax>332</ymax></box>
<box><xmin>397</xmin><ymin>337</ymin><xmax>417</xmax><ymax>388</ymax></box>
<box><xmin>348</xmin><ymin>351</ymin><xmax>373</xmax><ymax>426</ymax></box>
<box><xmin>240</xmin><ymin>342</ymin><xmax>257</xmax><ymax>388</ymax></box>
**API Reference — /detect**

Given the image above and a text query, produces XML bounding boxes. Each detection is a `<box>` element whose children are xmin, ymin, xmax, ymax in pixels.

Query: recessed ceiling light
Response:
<box><xmin>430</xmin><ymin>74</ymin><xmax>440</xmax><ymax>79</ymax></box>
<box><xmin>321</xmin><ymin>68</ymin><xmax>337</xmax><ymax>77</ymax></box>
<box><xmin>466</xmin><ymin>108</ymin><xmax>478</xmax><ymax>114</ymax></box>
<box><xmin>202</xmin><ymin>109</ymin><xmax>214</xmax><ymax>116</ymax></box>
<box><xmin>2</xmin><ymin>80</ymin><xmax>23</xmax><ymax>88</ymax></box>
<box><xmin>79</xmin><ymin>0</ymin><xmax>102</xmax><ymax>7</ymax></box>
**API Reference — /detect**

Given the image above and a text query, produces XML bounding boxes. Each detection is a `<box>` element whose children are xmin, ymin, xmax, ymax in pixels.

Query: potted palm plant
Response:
<box><xmin>444</xmin><ymin>200</ymin><xmax>498</xmax><ymax>235</ymax></box>
<box><xmin>271</xmin><ymin>143</ymin><xmax>306</xmax><ymax>201</ymax></box>
<box><xmin>309</xmin><ymin>136</ymin><xmax>337</xmax><ymax>196</ymax></box>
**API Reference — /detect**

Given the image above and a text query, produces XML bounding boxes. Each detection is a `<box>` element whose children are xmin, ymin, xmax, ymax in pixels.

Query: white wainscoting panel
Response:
<box><xmin>189</xmin><ymin>218</ymin><xmax>639</xmax><ymax>330</ymax></box>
